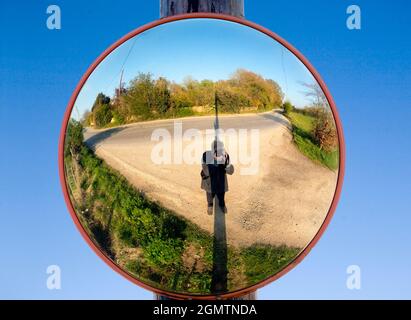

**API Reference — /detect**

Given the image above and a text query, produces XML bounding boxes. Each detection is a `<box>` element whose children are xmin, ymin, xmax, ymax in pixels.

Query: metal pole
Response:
<box><xmin>160</xmin><ymin>0</ymin><xmax>245</xmax><ymax>18</ymax></box>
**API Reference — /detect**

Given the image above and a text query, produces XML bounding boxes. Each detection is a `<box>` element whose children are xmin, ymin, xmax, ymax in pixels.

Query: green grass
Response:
<box><xmin>287</xmin><ymin>111</ymin><xmax>315</xmax><ymax>133</ymax></box>
<box><xmin>287</xmin><ymin>111</ymin><xmax>339</xmax><ymax>170</ymax></box>
<box><xmin>241</xmin><ymin>244</ymin><xmax>301</xmax><ymax>284</ymax></box>
<box><xmin>65</xmin><ymin>144</ymin><xmax>301</xmax><ymax>294</ymax></box>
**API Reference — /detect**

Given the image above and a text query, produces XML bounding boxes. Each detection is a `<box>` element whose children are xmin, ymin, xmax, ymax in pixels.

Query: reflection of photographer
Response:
<box><xmin>201</xmin><ymin>140</ymin><xmax>234</xmax><ymax>215</ymax></box>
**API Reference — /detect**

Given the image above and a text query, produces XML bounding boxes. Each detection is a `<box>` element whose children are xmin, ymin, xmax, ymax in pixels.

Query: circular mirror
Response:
<box><xmin>59</xmin><ymin>15</ymin><xmax>344</xmax><ymax>299</ymax></box>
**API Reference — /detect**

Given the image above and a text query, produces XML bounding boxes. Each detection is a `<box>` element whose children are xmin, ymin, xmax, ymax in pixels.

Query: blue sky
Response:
<box><xmin>73</xmin><ymin>18</ymin><xmax>316</xmax><ymax>119</ymax></box>
<box><xmin>1</xmin><ymin>0</ymin><xmax>411</xmax><ymax>299</ymax></box>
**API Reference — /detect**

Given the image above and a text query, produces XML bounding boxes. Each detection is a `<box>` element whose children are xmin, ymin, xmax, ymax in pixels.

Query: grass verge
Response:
<box><xmin>287</xmin><ymin>111</ymin><xmax>339</xmax><ymax>170</ymax></box>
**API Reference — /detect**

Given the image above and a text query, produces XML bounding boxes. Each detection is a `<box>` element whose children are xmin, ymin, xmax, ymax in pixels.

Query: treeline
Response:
<box><xmin>85</xmin><ymin>69</ymin><xmax>284</xmax><ymax>128</ymax></box>
<box><xmin>64</xmin><ymin>120</ymin><xmax>300</xmax><ymax>293</ymax></box>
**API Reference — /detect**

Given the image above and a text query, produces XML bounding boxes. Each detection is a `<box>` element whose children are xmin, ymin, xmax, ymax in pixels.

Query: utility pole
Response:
<box><xmin>155</xmin><ymin>0</ymin><xmax>256</xmax><ymax>300</ymax></box>
<box><xmin>119</xmin><ymin>69</ymin><xmax>124</xmax><ymax>93</ymax></box>
<box><xmin>160</xmin><ymin>0</ymin><xmax>245</xmax><ymax>18</ymax></box>
<box><xmin>214</xmin><ymin>92</ymin><xmax>220</xmax><ymax>148</ymax></box>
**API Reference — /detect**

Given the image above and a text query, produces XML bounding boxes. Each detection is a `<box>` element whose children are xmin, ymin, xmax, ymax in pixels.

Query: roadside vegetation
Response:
<box><xmin>83</xmin><ymin>69</ymin><xmax>284</xmax><ymax>128</ymax></box>
<box><xmin>283</xmin><ymin>84</ymin><xmax>339</xmax><ymax>171</ymax></box>
<box><xmin>64</xmin><ymin>120</ymin><xmax>300</xmax><ymax>294</ymax></box>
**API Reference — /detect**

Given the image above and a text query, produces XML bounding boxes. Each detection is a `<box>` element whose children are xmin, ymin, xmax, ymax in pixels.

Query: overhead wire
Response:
<box><xmin>281</xmin><ymin>46</ymin><xmax>289</xmax><ymax>102</ymax></box>
<box><xmin>103</xmin><ymin>36</ymin><xmax>138</xmax><ymax>95</ymax></box>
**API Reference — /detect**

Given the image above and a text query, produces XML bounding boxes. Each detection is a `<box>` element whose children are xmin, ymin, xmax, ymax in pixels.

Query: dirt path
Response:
<box><xmin>85</xmin><ymin>112</ymin><xmax>338</xmax><ymax>248</ymax></box>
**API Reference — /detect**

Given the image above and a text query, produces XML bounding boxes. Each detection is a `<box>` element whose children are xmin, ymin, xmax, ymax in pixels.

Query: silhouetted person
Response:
<box><xmin>201</xmin><ymin>140</ymin><xmax>234</xmax><ymax>215</ymax></box>
<box><xmin>187</xmin><ymin>0</ymin><xmax>200</xmax><ymax>13</ymax></box>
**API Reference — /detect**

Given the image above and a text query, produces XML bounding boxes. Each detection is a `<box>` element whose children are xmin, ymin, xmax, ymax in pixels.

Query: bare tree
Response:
<box><xmin>300</xmin><ymin>82</ymin><xmax>328</xmax><ymax>108</ymax></box>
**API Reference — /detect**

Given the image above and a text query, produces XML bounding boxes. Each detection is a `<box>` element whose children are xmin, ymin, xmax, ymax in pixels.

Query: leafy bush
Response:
<box><xmin>313</xmin><ymin>112</ymin><xmax>338</xmax><ymax>151</ymax></box>
<box><xmin>65</xmin><ymin>120</ymin><xmax>84</xmax><ymax>157</ymax></box>
<box><xmin>123</xmin><ymin>73</ymin><xmax>173</xmax><ymax>120</ymax></box>
<box><xmin>215</xmin><ymin>87</ymin><xmax>247</xmax><ymax>113</ymax></box>
<box><xmin>94</xmin><ymin>103</ymin><xmax>112</xmax><ymax>128</ymax></box>
<box><xmin>282</xmin><ymin>101</ymin><xmax>294</xmax><ymax>115</ymax></box>
<box><xmin>110</xmin><ymin>110</ymin><xmax>125</xmax><ymax>126</ymax></box>
<box><xmin>152</xmin><ymin>77</ymin><xmax>171</xmax><ymax>114</ymax></box>
<box><xmin>229</xmin><ymin>69</ymin><xmax>283</xmax><ymax>111</ymax></box>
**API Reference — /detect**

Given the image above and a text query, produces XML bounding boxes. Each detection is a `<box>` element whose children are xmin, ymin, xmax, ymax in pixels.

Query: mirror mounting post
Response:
<box><xmin>160</xmin><ymin>0</ymin><xmax>245</xmax><ymax>19</ymax></box>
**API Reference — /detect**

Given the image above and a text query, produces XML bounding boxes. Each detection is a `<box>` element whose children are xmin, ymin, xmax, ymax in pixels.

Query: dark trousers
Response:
<box><xmin>207</xmin><ymin>192</ymin><xmax>225</xmax><ymax>208</ymax></box>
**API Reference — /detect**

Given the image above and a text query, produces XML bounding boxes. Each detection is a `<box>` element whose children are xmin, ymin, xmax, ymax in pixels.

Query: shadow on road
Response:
<box><xmin>84</xmin><ymin>127</ymin><xmax>125</xmax><ymax>150</ymax></box>
<box><xmin>211</xmin><ymin>199</ymin><xmax>228</xmax><ymax>294</ymax></box>
<box><xmin>258</xmin><ymin>111</ymin><xmax>291</xmax><ymax>128</ymax></box>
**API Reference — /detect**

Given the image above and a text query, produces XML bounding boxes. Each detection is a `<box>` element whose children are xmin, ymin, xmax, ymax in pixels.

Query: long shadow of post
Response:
<box><xmin>211</xmin><ymin>200</ymin><xmax>228</xmax><ymax>294</ymax></box>
<box><xmin>210</xmin><ymin>92</ymin><xmax>228</xmax><ymax>294</ymax></box>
